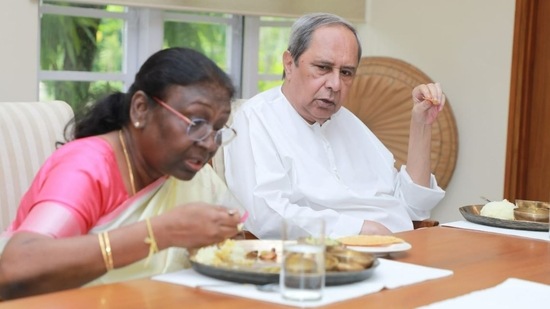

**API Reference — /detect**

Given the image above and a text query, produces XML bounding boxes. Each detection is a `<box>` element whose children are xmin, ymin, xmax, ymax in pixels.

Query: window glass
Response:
<box><xmin>40</xmin><ymin>4</ymin><xmax>124</xmax><ymax>73</ymax></box>
<box><xmin>40</xmin><ymin>2</ymin><xmax>126</xmax><ymax>109</ymax></box>
<box><xmin>39</xmin><ymin>2</ymin><xmax>292</xmax><ymax>106</ymax></box>
<box><xmin>257</xmin><ymin>17</ymin><xmax>293</xmax><ymax>92</ymax></box>
<box><xmin>40</xmin><ymin>80</ymin><xmax>123</xmax><ymax>108</ymax></box>
<box><xmin>164</xmin><ymin>19</ymin><xmax>229</xmax><ymax>71</ymax></box>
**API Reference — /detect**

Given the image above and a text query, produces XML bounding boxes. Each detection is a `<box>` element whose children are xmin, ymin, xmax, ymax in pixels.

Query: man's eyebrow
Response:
<box><xmin>310</xmin><ymin>60</ymin><xmax>357</xmax><ymax>73</ymax></box>
<box><xmin>341</xmin><ymin>65</ymin><xmax>357</xmax><ymax>72</ymax></box>
<box><xmin>311</xmin><ymin>60</ymin><xmax>334</xmax><ymax>66</ymax></box>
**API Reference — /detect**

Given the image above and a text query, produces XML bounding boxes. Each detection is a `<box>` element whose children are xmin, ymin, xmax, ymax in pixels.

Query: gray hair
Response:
<box><xmin>287</xmin><ymin>13</ymin><xmax>362</xmax><ymax>67</ymax></box>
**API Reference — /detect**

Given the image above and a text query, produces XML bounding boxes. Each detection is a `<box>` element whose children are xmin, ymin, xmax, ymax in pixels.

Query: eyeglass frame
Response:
<box><xmin>149</xmin><ymin>95</ymin><xmax>237</xmax><ymax>146</ymax></box>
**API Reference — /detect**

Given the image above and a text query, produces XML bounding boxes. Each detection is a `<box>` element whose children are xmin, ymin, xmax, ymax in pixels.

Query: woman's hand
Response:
<box><xmin>411</xmin><ymin>82</ymin><xmax>446</xmax><ymax>125</ymax></box>
<box><xmin>156</xmin><ymin>203</ymin><xmax>242</xmax><ymax>249</ymax></box>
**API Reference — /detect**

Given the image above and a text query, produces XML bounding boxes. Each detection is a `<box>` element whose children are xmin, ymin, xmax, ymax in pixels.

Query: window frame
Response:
<box><xmin>38</xmin><ymin>2</ymin><xmax>295</xmax><ymax>101</ymax></box>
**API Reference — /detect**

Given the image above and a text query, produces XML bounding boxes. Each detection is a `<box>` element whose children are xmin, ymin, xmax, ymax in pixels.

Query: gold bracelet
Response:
<box><xmin>98</xmin><ymin>233</ymin><xmax>108</xmax><ymax>270</ymax></box>
<box><xmin>144</xmin><ymin>218</ymin><xmax>159</xmax><ymax>267</ymax></box>
<box><xmin>98</xmin><ymin>233</ymin><xmax>114</xmax><ymax>271</ymax></box>
<box><xmin>102</xmin><ymin>232</ymin><xmax>114</xmax><ymax>270</ymax></box>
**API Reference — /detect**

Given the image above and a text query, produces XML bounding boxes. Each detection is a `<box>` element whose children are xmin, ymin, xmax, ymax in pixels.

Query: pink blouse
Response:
<box><xmin>5</xmin><ymin>136</ymin><xmax>129</xmax><ymax>238</ymax></box>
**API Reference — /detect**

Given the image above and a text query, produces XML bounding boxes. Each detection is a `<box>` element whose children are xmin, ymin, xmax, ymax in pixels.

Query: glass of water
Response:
<box><xmin>280</xmin><ymin>217</ymin><xmax>325</xmax><ymax>301</ymax></box>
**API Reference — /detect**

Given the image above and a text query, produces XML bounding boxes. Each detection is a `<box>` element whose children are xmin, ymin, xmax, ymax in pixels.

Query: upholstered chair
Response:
<box><xmin>0</xmin><ymin>101</ymin><xmax>74</xmax><ymax>231</ymax></box>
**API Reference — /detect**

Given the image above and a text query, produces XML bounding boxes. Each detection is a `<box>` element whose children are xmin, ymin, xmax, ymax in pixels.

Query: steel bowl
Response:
<box><xmin>514</xmin><ymin>200</ymin><xmax>549</xmax><ymax>222</ymax></box>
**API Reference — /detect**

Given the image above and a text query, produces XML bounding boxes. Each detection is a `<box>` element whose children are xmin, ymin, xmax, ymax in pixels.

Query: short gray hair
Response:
<box><xmin>288</xmin><ymin>13</ymin><xmax>362</xmax><ymax>65</ymax></box>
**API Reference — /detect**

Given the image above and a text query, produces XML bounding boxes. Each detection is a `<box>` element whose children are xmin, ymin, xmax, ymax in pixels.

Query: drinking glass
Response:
<box><xmin>280</xmin><ymin>217</ymin><xmax>325</xmax><ymax>301</ymax></box>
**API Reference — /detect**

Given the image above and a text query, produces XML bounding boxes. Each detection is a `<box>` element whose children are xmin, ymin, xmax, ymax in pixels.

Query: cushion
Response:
<box><xmin>0</xmin><ymin>101</ymin><xmax>74</xmax><ymax>231</ymax></box>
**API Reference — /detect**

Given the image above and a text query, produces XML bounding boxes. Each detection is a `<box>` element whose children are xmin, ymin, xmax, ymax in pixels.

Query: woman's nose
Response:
<box><xmin>197</xmin><ymin>131</ymin><xmax>219</xmax><ymax>151</ymax></box>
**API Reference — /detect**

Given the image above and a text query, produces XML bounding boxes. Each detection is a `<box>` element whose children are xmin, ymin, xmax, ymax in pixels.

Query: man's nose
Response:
<box><xmin>325</xmin><ymin>70</ymin><xmax>342</xmax><ymax>92</ymax></box>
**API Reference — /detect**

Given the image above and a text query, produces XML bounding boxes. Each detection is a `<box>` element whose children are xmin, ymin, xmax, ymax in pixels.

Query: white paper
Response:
<box><xmin>418</xmin><ymin>278</ymin><xmax>550</xmax><ymax>308</ymax></box>
<box><xmin>152</xmin><ymin>258</ymin><xmax>453</xmax><ymax>308</ymax></box>
<box><xmin>442</xmin><ymin>220</ymin><xmax>549</xmax><ymax>241</ymax></box>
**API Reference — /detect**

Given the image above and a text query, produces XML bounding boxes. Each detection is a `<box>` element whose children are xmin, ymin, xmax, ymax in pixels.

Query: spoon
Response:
<box><xmin>480</xmin><ymin>196</ymin><xmax>492</xmax><ymax>203</ymax></box>
<box><xmin>255</xmin><ymin>283</ymin><xmax>279</xmax><ymax>293</ymax></box>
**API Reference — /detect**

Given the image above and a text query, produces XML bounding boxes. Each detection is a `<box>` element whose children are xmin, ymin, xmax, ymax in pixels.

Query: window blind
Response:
<box><xmin>65</xmin><ymin>0</ymin><xmax>366</xmax><ymax>22</ymax></box>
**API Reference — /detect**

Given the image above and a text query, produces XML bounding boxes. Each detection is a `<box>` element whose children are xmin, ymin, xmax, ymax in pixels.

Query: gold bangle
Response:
<box><xmin>98</xmin><ymin>233</ymin><xmax>108</xmax><ymax>270</ymax></box>
<box><xmin>102</xmin><ymin>232</ymin><xmax>114</xmax><ymax>270</ymax></box>
<box><xmin>98</xmin><ymin>233</ymin><xmax>114</xmax><ymax>271</ymax></box>
<box><xmin>144</xmin><ymin>218</ymin><xmax>159</xmax><ymax>267</ymax></box>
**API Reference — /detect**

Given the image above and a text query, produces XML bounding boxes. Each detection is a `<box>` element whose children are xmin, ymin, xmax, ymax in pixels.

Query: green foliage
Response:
<box><xmin>40</xmin><ymin>3</ymin><xmax>122</xmax><ymax>110</ymax></box>
<box><xmin>164</xmin><ymin>21</ymin><xmax>228</xmax><ymax>70</ymax></box>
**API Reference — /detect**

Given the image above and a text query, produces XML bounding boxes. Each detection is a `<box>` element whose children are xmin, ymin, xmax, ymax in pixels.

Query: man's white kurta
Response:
<box><xmin>224</xmin><ymin>87</ymin><xmax>445</xmax><ymax>239</ymax></box>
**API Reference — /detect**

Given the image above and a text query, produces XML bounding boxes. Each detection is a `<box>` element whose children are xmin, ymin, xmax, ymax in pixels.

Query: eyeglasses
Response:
<box><xmin>150</xmin><ymin>96</ymin><xmax>237</xmax><ymax>146</ymax></box>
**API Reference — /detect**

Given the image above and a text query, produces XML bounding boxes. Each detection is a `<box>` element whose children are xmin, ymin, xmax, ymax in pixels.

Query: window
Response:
<box><xmin>39</xmin><ymin>1</ymin><xmax>294</xmax><ymax>111</ymax></box>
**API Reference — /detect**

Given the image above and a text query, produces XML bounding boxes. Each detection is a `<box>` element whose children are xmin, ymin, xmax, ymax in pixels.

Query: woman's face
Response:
<box><xmin>137</xmin><ymin>83</ymin><xmax>232</xmax><ymax>181</ymax></box>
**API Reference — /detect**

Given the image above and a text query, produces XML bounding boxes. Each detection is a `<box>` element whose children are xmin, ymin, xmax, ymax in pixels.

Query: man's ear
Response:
<box><xmin>130</xmin><ymin>91</ymin><xmax>150</xmax><ymax>128</ymax></box>
<box><xmin>282</xmin><ymin>50</ymin><xmax>294</xmax><ymax>79</ymax></box>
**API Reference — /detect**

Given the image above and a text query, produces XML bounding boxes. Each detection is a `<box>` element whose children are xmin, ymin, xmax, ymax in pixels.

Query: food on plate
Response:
<box><xmin>244</xmin><ymin>248</ymin><xmax>277</xmax><ymax>260</ymax></box>
<box><xmin>303</xmin><ymin>236</ymin><xmax>341</xmax><ymax>247</ymax></box>
<box><xmin>193</xmin><ymin>240</ymin><xmax>376</xmax><ymax>273</ymax></box>
<box><xmin>284</xmin><ymin>253</ymin><xmax>318</xmax><ymax>273</ymax></box>
<box><xmin>327</xmin><ymin>247</ymin><xmax>376</xmax><ymax>268</ymax></box>
<box><xmin>194</xmin><ymin>239</ymin><xmax>253</xmax><ymax>267</ymax></box>
<box><xmin>480</xmin><ymin>199</ymin><xmax>517</xmax><ymax>220</ymax></box>
<box><xmin>258</xmin><ymin>248</ymin><xmax>277</xmax><ymax>260</ymax></box>
<box><xmin>337</xmin><ymin>235</ymin><xmax>405</xmax><ymax>247</ymax></box>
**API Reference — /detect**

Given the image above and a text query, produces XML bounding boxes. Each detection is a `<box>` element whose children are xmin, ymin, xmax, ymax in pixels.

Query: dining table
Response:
<box><xmin>1</xmin><ymin>225</ymin><xmax>549</xmax><ymax>308</ymax></box>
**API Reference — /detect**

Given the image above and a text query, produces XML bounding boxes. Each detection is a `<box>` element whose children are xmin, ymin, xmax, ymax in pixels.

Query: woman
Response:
<box><xmin>0</xmin><ymin>47</ymin><xmax>243</xmax><ymax>299</ymax></box>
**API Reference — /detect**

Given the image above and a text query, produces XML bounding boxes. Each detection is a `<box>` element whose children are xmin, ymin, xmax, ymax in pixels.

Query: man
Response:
<box><xmin>224</xmin><ymin>13</ymin><xmax>446</xmax><ymax>239</ymax></box>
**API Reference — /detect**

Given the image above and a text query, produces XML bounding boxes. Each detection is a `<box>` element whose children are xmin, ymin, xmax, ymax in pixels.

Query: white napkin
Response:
<box><xmin>442</xmin><ymin>220</ymin><xmax>550</xmax><ymax>241</ymax></box>
<box><xmin>152</xmin><ymin>258</ymin><xmax>453</xmax><ymax>308</ymax></box>
<box><xmin>418</xmin><ymin>278</ymin><xmax>550</xmax><ymax>308</ymax></box>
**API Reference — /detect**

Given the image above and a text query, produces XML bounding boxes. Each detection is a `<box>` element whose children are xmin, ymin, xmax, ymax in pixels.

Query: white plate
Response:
<box><xmin>346</xmin><ymin>241</ymin><xmax>412</xmax><ymax>254</ymax></box>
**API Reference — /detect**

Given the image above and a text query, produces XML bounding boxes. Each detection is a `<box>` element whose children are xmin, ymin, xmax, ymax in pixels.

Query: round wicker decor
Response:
<box><xmin>342</xmin><ymin>57</ymin><xmax>458</xmax><ymax>189</ymax></box>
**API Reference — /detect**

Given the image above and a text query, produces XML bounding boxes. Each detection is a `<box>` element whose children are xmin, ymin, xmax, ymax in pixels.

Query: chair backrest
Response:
<box><xmin>0</xmin><ymin>101</ymin><xmax>74</xmax><ymax>231</ymax></box>
<box><xmin>342</xmin><ymin>57</ymin><xmax>458</xmax><ymax>189</ymax></box>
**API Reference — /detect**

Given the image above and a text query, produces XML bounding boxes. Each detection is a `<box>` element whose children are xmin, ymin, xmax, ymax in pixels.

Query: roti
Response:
<box><xmin>338</xmin><ymin>235</ymin><xmax>405</xmax><ymax>247</ymax></box>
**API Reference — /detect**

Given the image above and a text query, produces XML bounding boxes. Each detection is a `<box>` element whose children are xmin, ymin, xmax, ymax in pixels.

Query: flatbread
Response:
<box><xmin>338</xmin><ymin>235</ymin><xmax>405</xmax><ymax>247</ymax></box>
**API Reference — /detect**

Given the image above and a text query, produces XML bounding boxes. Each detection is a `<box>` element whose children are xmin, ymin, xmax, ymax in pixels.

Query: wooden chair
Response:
<box><xmin>342</xmin><ymin>57</ymin><xmax>458</xmax><ymax>190</ymax></box>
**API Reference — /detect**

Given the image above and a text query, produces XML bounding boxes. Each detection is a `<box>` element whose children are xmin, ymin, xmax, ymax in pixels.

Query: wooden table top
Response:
<box><xmin>2</xmin><ymin>226</ymin><xmax>549</xmax><ymax>308</ymax></box>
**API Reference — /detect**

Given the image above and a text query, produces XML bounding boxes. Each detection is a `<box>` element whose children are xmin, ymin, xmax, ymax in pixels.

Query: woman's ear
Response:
<box><xmin>130</xmin><ymin>91</ymin><xmax>150</xmax><ymax>129</ymax></box>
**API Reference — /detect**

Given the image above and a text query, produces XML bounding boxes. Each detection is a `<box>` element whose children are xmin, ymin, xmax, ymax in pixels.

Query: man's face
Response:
<box><xmin>282</xmin><ymin>25</ymin><xmax>359</xmax><ymax>124</ymax></box>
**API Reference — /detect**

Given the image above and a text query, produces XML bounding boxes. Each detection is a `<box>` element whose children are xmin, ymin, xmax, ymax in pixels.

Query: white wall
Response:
<box><xmin>0</xmin><ymin>0</ymin><xmax>39</xmax><ymax>101</ymax></box>
<box><xmin>0</xmin><ymin>0</ymin><xmax>516</xmax><ymax>224</ymax></box>
<box><xmin>357</xmin><ymin>0</ymin><xmax>516</xmax><ymax>223</ymax></box>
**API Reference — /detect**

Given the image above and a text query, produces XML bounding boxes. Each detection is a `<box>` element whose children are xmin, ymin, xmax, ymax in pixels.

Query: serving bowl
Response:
<box><xmin>514</xmin><ymin>200</ymin><xmax>550</xmax><ymax>222</ymax></box>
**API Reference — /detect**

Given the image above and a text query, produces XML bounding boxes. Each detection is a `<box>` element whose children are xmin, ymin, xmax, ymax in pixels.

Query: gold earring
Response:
<box><xmin>134</xmin><ymin>121</ymin><xmax>140</xmax><ymax>128</ymax></box>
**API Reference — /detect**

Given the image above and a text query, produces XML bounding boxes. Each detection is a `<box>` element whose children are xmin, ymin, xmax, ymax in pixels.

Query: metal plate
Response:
<box><xmin>459</xmin><ymin>205</ymin><xmax>549</xmax><ymax>232</ymax></box>
<box><xmin>189</xmin><ymin>240</ymin><xmax>379</xmax><ymax>286</ymax></box>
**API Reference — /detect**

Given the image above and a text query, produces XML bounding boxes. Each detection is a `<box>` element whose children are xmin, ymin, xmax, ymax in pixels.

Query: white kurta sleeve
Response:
<box><xmin>395</xmin><ymin>165</ymin><xmax>445</xmax><ymax>220</ymax></box>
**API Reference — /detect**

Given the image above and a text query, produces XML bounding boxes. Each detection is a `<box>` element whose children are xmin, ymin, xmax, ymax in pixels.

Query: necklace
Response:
<box><xmin>118</xmin><ymin>130</ymin><xmax>137</xmax><ymax>195</ymax></box>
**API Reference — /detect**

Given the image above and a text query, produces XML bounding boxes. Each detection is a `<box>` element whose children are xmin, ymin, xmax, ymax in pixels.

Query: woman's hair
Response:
<box><xmin>66</xmin><ymin>47</ymin><xmax>235</xmax><ymax>140</ymax></box>
<box><xmin>284</xmin><ymin>13</ymin><xmax>362</xmax><ymax>78</ymax></box>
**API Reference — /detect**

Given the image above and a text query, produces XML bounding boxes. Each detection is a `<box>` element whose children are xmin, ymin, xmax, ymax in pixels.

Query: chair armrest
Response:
<box><xmin>412</xmin><ymin>220</ymin><xmax>440</xmax><ymax>229</ymax></box>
